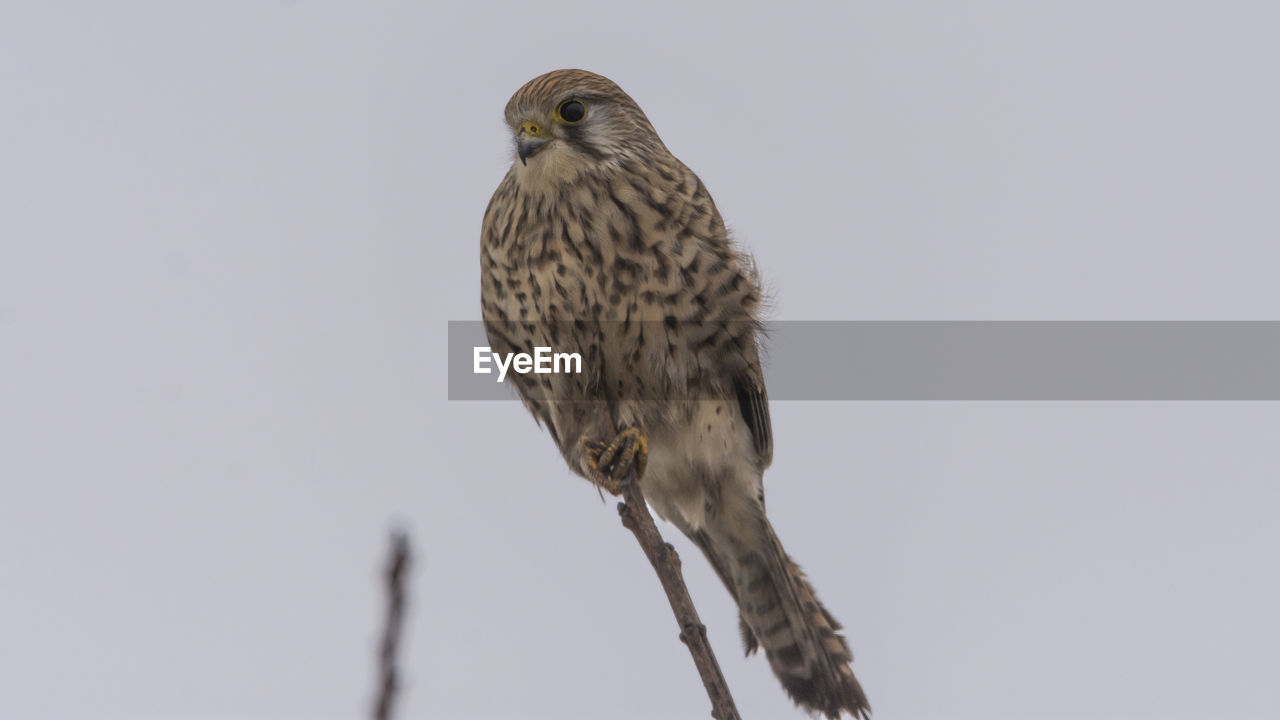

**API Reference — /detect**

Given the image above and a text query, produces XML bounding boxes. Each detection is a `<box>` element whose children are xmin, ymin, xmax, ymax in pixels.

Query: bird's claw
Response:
<box><xmin>583</xmin><ymin>427</ymin><xmax>648</xmax><ymax>495</ymax></box>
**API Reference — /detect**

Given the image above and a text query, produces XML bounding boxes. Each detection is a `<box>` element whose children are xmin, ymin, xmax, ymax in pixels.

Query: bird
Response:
<box><xmin>480</xmin><ymin>69</ymin><xmax>870</xmax><ymax>719</ymax></box>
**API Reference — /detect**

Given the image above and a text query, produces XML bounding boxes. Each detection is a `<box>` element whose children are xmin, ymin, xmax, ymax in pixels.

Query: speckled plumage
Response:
<box><xmin>480</xmin><ymin>69</ymin><xmax>869</xmax><ymax>719</ymax></box>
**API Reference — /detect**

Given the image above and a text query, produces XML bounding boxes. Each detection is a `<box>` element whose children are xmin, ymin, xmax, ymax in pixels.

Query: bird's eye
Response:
<box><xmin>556</xmin><ymin>99</ymin><xmax>586</xmax><ymax>124</ymax></box>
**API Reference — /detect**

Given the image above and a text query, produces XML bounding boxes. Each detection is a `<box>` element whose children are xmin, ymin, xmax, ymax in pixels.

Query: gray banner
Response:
<box><xmin>448</xmin><ymin>321</ymin><xmax>1280</xmax><ymax>400</ymax></box>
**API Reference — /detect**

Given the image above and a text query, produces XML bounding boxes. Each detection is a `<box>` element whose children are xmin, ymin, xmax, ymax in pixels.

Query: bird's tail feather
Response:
<box><xmin>725</xmin><ymin>519</ymin><xmax>870</xmax><ymax>719</ymax></box>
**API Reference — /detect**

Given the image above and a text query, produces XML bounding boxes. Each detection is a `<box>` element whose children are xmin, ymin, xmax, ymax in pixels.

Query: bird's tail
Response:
<box><xmin>725</xmin><ymin>519</ymin><xmax>870</xmax><ymax>719</ymax></box>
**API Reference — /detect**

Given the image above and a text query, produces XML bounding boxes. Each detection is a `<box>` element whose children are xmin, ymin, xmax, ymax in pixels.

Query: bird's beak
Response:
<box><xmin>517</xmin><ymin>121</ymin><xmax>549</xmax><ymax>165</ymax></box>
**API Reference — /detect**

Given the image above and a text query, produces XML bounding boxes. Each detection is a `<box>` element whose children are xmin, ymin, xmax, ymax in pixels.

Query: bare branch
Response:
<box><xmin>617</xmin><ymin>477</ymin><xmax>742</xmax><ymax>720</ymax></box>
<box><xmin>372</xmin><ymin>530</ymin><xmax>411</xmax><ymax>720</ymax></box>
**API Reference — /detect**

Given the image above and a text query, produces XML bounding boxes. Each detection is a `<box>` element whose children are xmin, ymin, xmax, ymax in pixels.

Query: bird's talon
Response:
<box><xmin>583</xmin><ymin>437</ymin><xmax>607</xmax><ymax>473</ymax></box>
<box><xmin>582</xmin><ymin>427</ymin><xmax>648</xmax><ymax>495</ymax></box>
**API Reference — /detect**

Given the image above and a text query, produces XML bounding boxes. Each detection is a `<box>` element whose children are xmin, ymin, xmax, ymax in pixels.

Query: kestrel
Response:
<box><xmin>480</xmin><ymin>69</ymin><xmax>870</xmax><ymax>719</ymax></box>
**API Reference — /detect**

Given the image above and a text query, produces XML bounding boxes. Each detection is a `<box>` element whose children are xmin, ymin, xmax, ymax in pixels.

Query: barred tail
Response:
<box><xmin>729</xmin><ymin>520</ymin><xmax>870</xmax><ymax>719</ymax></box>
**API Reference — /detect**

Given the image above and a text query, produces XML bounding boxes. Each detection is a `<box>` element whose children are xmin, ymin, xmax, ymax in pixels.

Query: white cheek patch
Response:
<box><xmin>515</xmin><ymin>141</ymin><xmax>600</xmax><ymax>188</ymax></box>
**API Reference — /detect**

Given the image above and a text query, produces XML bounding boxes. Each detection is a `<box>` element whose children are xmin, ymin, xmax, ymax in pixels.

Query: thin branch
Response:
<box><xmin>372</xmin><ymin>530</ymin><xmax>411</xmax><ymax>720</ymax></box>
<box><xmin>617</xmin><ymin>476</ymin><xmax>742</xmax><ymax>720</ymax></box>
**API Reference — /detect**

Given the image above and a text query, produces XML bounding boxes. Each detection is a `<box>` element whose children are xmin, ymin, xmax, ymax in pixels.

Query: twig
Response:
<box><xmin>372</xmin><ymin>530</ymin><xmax>411</xmax><ymax>720</ymax></box>
<box><xmin>617</xmin><ymin>476</ymin><xmax>742</xmax><ymax>720</ymax></box>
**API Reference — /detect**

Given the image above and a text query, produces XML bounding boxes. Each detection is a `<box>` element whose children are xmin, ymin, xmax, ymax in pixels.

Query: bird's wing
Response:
<box><xmin>734</xmin><ymin>361</ymin><xmax>773</xmax><ymax>468</ymax></box>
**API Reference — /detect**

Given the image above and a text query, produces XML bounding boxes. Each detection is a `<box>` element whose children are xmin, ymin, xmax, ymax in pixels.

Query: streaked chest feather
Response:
<box><xmin>480</xmin><ymin>164</ymin><xmax>761</xmax><ymax>400</ymax></box>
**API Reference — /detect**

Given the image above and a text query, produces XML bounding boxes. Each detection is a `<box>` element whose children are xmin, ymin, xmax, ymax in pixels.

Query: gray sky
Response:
<box><xmin>2</xmin><ymin>2</ymin><xmax>1278</xmax><ymax>719</ymax></box>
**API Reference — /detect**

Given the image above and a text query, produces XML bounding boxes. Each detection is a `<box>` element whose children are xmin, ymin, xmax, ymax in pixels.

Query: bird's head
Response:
<box><xmin>503</xmin><ymin>69</ymin><xmax>666</xmax><ymax>181</ymax></box>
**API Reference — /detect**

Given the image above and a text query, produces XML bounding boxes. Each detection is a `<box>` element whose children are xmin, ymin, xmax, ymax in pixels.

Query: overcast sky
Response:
<box><xmin>2</xmin><ymin>2</ymin><xmax>1278</xmax><ymax>720</ymax></box>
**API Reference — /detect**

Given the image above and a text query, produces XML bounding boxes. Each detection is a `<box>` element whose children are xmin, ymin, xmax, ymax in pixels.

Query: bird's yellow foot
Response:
<box><xmin>583</xmin><ymin>427</ymin><xmax>648</xmax><ymax>495</ymax></box>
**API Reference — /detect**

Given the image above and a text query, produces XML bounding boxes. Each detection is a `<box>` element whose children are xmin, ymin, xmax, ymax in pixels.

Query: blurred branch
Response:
<box><xmin>372</xmin><ymin>530</ymin><xmax>411</xmax><ymax>720</ymax></box>
<box><xmin>617</xmin><ymin>477</ymin><xmax>741</xmax><ymax>720</ymax></box>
